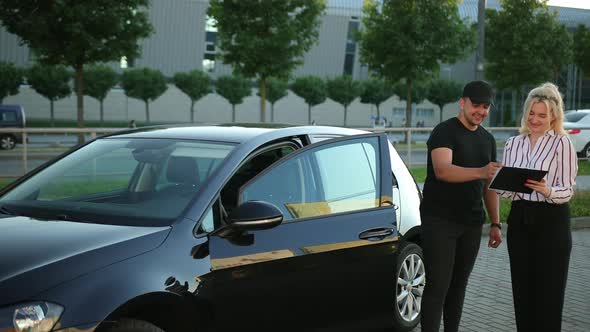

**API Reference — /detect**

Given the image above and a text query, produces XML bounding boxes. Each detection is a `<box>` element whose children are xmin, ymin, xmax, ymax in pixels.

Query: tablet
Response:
<box><xmin>489</xmin><ymin>166</ymin><xmax>548</xmax><ymax>194</ymax></box>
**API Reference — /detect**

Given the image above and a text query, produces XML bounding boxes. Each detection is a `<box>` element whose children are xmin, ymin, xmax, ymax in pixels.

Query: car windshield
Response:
<box><xmin>0</xmin><ymin>138</ymin><xmax>235</xmax><ymax>226</ymax></box>
<box><xmin>564</xmin><ymin>112</ymin><xmax>588</xmax><ymax>123</ymax></box>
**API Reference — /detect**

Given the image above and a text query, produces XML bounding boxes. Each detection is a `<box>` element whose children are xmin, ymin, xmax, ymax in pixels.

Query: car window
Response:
<box><xmin>564</xmin><ymin>112</ymin><xmax>589</xmax><ymax>123</ymax></box>
<box><xmin>239</xmin><ymin>137</ymin><xmax>381</xmax><ymax>222</ymax></box>
<box><xmin>0</xmin><ymin>138</ymin><xmax>235</xmax><ymax>227</ymax></box>
<box><xmin>220</xmin><ymin>145</ymin><xmax>297</xmax><ymax>215</ymax></box>
<box><xmin>0</xmin><ymin>110</ymin><xmax>17</xmax><ymax>122</ymax></box>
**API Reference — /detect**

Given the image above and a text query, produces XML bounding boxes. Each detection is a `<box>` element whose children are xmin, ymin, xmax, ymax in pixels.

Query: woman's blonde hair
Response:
<box><xmin>519</xmin><ymin>82</ymin><xmax>566</xmax><ymax>135</ymax></box>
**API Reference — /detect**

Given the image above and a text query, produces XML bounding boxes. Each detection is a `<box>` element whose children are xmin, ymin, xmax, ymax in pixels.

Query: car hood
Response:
<box><xmin>0</xmin><ymin>216</ymin><xmax>170</xmax><ymax>306</ymax></box>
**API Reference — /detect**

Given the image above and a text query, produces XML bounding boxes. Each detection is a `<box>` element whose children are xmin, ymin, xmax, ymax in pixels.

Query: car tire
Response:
<box><xmin>392</xmin><ymin>242</ymin><xmax>425</xmax><ymax>332</ymax></box>
<box><xmin>103</xmin><ymin>319</ymin><xmax>165</xmax><ymax>332</ymax></box>
<box><xmin>584</xmin><ymin>142</ymin><xmax>590</xmax><ymax>160</ymax></box>
<box><xmin>0</xmin><ymin>134</ymin><xmax>16</xmax><ymax>150</ymax></box>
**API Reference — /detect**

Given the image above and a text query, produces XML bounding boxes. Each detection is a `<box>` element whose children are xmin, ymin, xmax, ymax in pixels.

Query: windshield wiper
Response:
<box><xmin>0</xmin><ymin>205</ymin><xmax>19</xmax><ymax>216</ymax></box>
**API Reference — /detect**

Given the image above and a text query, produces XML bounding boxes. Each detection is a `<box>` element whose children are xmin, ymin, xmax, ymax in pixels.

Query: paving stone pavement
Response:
<box><xmin>410</xmin><ymin>229</ymin><xmax>590</xmax><ymax>332</ymax></box>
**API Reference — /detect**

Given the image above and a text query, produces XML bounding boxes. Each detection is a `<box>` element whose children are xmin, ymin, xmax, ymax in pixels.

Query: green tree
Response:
<box><xmin>173</xmin><ymin>70</ymin><xmax>212</xmax><ymax>123</ymax></box>
<box><xmin>208</xmin><ymin>0</ymin><xmax>326</xmax><ymax>123</ymax></box>
<box><xmin>574</xmin><ymin>24</ymin><xmax>590</xmax><ymax>107</ymax></box>
<box><xmin>215</xmin><ymin>75</ymin><xmax>252</xmax><ymax>122</ymax></box>
<box><xmin>485</xmin><ymin>0</ymin><xmax>571</xmax><ymax>105</ymax></box>
<box><xmin>121</xmin><ymin>68</ymin><xmax>168</xmax><ymax>124</ymax></box>
<box><xmin>258</xmin><ymin>77</ymin><xmax>289</xmax><ymax>123</ymax></box>
<box><xmin>326</xmin><ymin>75</ymin><xmax>361</xmax><ymax>127</ymax></box>
<box><xmin>291</xmin><ymin>76</ymin><xmax>327</xmax><ymax>125</ymax></box>
<box><xmin>84</xmin><ymin>65</ymin><xmax>119</xmax><ymax>125</ymax></box>
<box><xmin>0</xmin><ymin>0</ymin><xmax>152</xmax><ymax>133</ymax></box>
<box><xmin>0</xmin><ymin>61</ymin><xmax>23</xmax><ymax>104</ymax></box>
<box><xmin>27</xmin><ymin>64</ymin><xmax>72</xmax><ymax>127</ymax></box>
<box><xmin>426</xmin><ymin>79</ymin><xmax>462</xmax><ymax>123</ymax></box>
<box><xmin>359</xmin><ymin>77</ymin><xmax>392</xmax><ymax>120</ymax></box>
<box><xmin>359</xmin><ymin>0</ymin><xmax>475</xmax><ymax>131</ymax></box>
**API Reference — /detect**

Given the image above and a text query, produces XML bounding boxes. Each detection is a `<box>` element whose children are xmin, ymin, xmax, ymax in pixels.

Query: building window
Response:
<box><xmin>343</xmin><ymin>19</ymin><xmax>359</xmax><ymax>76</ymax></box>
<box><xmin>203</xmin><ymin>53</ymin><xmax>216</xmax><ymax>73</ymax></box>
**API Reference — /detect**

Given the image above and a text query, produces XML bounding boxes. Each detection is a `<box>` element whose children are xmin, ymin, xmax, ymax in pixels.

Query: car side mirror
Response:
<box><xmin>226</xmin><ymin>200</ymin><xmax>283</xmax><ymax>231</ymax></box>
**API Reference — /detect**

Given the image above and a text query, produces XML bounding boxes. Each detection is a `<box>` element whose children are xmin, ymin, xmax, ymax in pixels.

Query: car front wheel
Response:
<box><xmin>0</xmin><ymin>135</ymin><xmax>16</xmax><ymax>150</ymax></box>
<box><xmin>392</xmin><ymin>242</ymin><xmax>425</xmax><ymax>331</ymax></box>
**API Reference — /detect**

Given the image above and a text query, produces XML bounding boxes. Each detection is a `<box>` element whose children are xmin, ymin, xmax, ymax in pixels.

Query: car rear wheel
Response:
<box><xmin>392</xmin><ymin>242</ymin><xmax>425</xmax><ymax>331</ymax></box>
<box><xmin>0</xmin><ymin>134</ymin><xmax>16</xmax><ymax>150</ymax></box>
<box><xmin>103</xmin><ymin>319</ymin><xmax>165</xmax><ymax>332</ymax></box>
<box><xmin>584</xmin><ymin>142</ymin><xmax>590</xmax><ymax>160</ymax></box>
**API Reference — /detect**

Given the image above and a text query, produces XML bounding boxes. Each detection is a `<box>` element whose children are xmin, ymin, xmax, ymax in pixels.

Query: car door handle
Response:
<box><xmin>358</xmin><ymin>227</ymin><xmax>395</xmax><ymax>241</ymax></box>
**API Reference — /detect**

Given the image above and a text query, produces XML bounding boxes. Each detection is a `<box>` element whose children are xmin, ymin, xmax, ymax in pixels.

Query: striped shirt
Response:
<box><xmin>497</xmin><ymin>130</ymin><xmax>578</xmax><ymax>204</ymax></box>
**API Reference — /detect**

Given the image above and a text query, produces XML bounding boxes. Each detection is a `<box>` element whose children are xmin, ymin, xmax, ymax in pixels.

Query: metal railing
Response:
<box><xmin>0</xmin><ymin>126</ymin><xmax>587</xmax><ymax>179</ymax></box>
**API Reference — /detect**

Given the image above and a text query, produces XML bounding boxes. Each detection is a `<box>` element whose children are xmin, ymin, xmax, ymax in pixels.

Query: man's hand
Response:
<box><xmin>488</xmin><ymin>226</ymin><xmax>502</xmax><ymax>248</ymax></box>
<box><xmin>483</xmin><ymin>162</ymin><xmax>502</xmax><ymax>180</ymax></box>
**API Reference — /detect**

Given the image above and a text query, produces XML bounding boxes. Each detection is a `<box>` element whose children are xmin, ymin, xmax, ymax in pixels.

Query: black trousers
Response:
<box><xmin>507</xmin><ymin>200</ymin><xmax>571</xmax><ymax>332</ymax></box>
<box><xmin>420</xmin><ymin>216</ymin><xmax>482</xmax><ymax>332</ymax></box>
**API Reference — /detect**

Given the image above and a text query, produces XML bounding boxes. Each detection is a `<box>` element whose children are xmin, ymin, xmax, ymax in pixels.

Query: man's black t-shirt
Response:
<box><xmin>420</xmin><ymin>117</ymin><xmax>497</xmax><ymax>224</ymax></box>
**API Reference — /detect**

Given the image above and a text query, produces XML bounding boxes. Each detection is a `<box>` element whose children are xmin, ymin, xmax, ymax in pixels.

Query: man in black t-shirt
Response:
<box><xmin>419</xmin><ymin>80</ymin><xmax>502</xmax><ymax>332</ymax></box>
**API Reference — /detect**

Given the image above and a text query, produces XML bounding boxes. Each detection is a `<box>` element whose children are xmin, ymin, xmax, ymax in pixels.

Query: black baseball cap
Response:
<box><xmin>462</xmin><ymin>80</ymin><xmax>494</xmax><ymax>106</ymax></box>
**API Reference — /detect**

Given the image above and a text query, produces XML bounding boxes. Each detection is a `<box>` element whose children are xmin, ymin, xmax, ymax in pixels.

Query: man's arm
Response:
<box><xmin>484</xmin><ymin>178</ymin><xmax>502</xmax><ymax>248</ymax></box>
<box><xmin>431</xmin><ymin>148</ymin><xmax>501</xmax><ymax>183</ymax></box>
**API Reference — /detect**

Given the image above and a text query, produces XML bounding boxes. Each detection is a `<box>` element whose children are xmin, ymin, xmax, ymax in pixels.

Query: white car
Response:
<box><xmin>564</xmin><ymin>110</ymin><xmax>590</xmax><ymax>159</ymax></box>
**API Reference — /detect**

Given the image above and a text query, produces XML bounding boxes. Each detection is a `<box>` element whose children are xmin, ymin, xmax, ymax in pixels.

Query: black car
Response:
<box><xmin>0</xmin><ymin>125</ymin><xmax>424</xmax><ymax>331</ymax></box>
<box><xmin>0</xmin><ymin>105</ymin><xmax>26</xmax><ymax>150</ymax></box>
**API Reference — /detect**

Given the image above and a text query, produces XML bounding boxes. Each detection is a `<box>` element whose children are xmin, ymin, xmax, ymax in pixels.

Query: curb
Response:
<box><xmin>481</xmin><ymin>216</ymin><xmax>590</xmax><ymax>236</ymax></box>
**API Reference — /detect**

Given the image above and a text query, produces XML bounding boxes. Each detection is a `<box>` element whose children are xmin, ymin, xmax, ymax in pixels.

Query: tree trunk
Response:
<box><xmin>232</xmin><ymin>104</ymin><xmax>236</xmax><ymax>122</ymax></box>
<box><xmin>578</xmin><ymin>70</ymin><xmax>583</xmax><ymax>110</ymax></box>
<box><xmin>344</xmin><ymin>105</ymin><xmax>348</xmax><ymax>127</ymax></box>
<box><xmin>439</xmin><ymin>104</ymin><xmax>444</xmax><ymax>123</ymax></box>
<box><xmin>190</xmin><ymin>99</ymin><xmax>195</xmax><ymax>123</ymax></box>
<box><xmin>145</xmin><ymin>101</ymin><xmax>150</xmax><ymax>124</ymax></box>
<box><xmin>74</xmin><ymin>64</ymin><xmax>85</xmax><ymax>144</ymax></box>
<box><xmin>308</xmin><ymin>104</ymin><xmax>312</xmax><ymax>124</ymax></box>
<box><xmin>405</xmin><ymin>80</ymin><xmax>413</xmax><ymax>143</ymax></box>
<box><xmin>260</xmin><ymin>77</ymin><xmax>267</xmax><ymax>122</ymax></box>
<box><xmin>376</xmin><ymin>104</ymin><xmax>381</xmax><ymax>119</ymax></box>
<box><xmin>50</xmin><ymin>100</ymin><xmax>55</xmax><ymax>127</ymax></box>
<box><xmin>271</xmin><ymin>103</ymin><xmax>275</xmax><ymax>123</ymax></box>
<box><xmin>100</xmin><ymin>100</ymin><xmax>104</xmax><ymax>126</ymax></box>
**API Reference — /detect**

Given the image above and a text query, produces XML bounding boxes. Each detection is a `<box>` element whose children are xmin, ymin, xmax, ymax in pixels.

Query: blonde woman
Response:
<box><xmin>497</xmin><ymin>82</ymin><xmax>577</xmax><ymax>331</ymax></box>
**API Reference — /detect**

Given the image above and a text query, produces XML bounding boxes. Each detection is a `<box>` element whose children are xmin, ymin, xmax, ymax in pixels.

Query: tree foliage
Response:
<box><xmin>84</xmin><ymin>65</ymin><xmax>119</xmax><ymax>125</ymax></box>
<box><xmin>574</xmin><ymin>24</ymin><xmax>590</xmax><ymax>78</ymax></box>
<box><xmin>393</xmin><ymin>80</ymin><xmax>428</xmax><ymax>128</ymax></box>
<box><xmin>27</xmin><ymin>64</ymin><xmax>72</xmax><ymax>127</ymax></box>
<box><xmin>359</xmin><ymin>77</ymin><xmax>392</xmax><ymax>119</ymax></box>
<box><xmin>215</xmin><ymin>75</ymin><xmax>252</xmax><ymax>122</ymax></box>
<box><xmin>291</xmin><ymin>76</ymin><xmax>327</xmax><ymax>124</ymax></box>
<box><xmin>208</xmin><ymin>0</ymin><xmax>325</xmax><ymax>122</ymax></box>
<box><xmin>0</xmin><ymin>61</ymin><xmax>23</xmax><ymax>104</ymax></box>
<box><xmin>359</xmin><ymin>0</ymin><xmax>475</xmax><ymax>129</ymax></box>
<box><xmin>426</xmin><ymin>79</ymin><xmax>462</xmax><ymax>123</ymax></box>
<box><xmin>173</xmin><ymin>70</ymin><xmax>212</xmax><ymax>123</ymax></box>
<box><xmin>485</xmin><ymin>0</ymin><xmax>571</xmax><ymax>90</ymax></box>
<box><xmin>326</xmin><ymin>75</ymin><xmax>361</xmax><ymax>127</ymax></box>
<box><xmin>0</xmin><ymin>0</ymin><xmax>153</xmax><ymax>131</ymax></box>
<box><xmin>258</xmin><ymin>77</ymin><xmax>289</xmax><ymax>122</ymax></box>
<box><xmin>121</xmin><ymin>68</ymin><xmax>168</xmax><ymax>124</ymax></box>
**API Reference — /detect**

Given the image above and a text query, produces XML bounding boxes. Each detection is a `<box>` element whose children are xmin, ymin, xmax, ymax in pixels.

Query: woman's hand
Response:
<box><xmin>524</xmin><ymin>178</ymin><xmax>551</xmax><ymax>197</ymax></box>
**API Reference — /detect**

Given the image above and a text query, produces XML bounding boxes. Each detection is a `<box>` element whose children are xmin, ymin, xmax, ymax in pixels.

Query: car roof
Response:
<box><xmin>102</xmin><ymin>124</ymin><xmax>367</xmax><ymax>144</ymax></box>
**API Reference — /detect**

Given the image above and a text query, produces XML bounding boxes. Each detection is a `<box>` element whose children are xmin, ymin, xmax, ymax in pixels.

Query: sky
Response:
<box><xmin>547</xmin><ymin>0</ymin><xmax>590</xmax><ymax>9</ymax></box>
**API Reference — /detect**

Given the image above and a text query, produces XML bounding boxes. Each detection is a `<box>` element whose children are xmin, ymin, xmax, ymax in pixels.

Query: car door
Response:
<box><xmin>206</xmin><ymin>133</ymin><xmax>399</xmax><ymax>329</ymax></box>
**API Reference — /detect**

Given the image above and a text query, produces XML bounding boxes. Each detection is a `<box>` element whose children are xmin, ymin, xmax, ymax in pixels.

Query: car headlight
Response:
<box><xmin>0</xmin><ymin>302</ymin><xmax>63</xmax><ymax>332</ymax></box>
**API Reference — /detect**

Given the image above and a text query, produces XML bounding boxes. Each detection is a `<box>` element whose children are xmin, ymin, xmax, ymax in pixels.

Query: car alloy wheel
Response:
<box><xmin>585</xmin><ymin>143</ymin><xmax>590</xmax><ymax>160</ymax></box>
<box><xmin>0</xmin><ymin>135</ymin><xmax>16</xmax><ymax>150</ymax></box>
<box><xmin>392</xmin><ymin>242</ymin><xmax>425</xmax><ymax>331</ymax></box>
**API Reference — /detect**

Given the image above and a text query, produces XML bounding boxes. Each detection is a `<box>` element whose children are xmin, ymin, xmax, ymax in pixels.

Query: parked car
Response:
<box><xmin>564</xmin><ymin>109</ymin><xmax>590</xmax><ymax>159</ymax></box>
<box><xmin>0</xmin><ymin>104</ymin><xmax>26</xmax><ymax>150</ymax></box>
<box><xmin>0</xmin><ymin>125</ymin><xmax>423</xmax><ymax>331</ymax></box>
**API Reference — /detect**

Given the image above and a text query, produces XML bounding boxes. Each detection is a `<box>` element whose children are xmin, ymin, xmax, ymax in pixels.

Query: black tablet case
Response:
<box><xmin>489</xmin><ymin>166</ymin><xmax>548</xmax><ymax>194</ymax></box>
